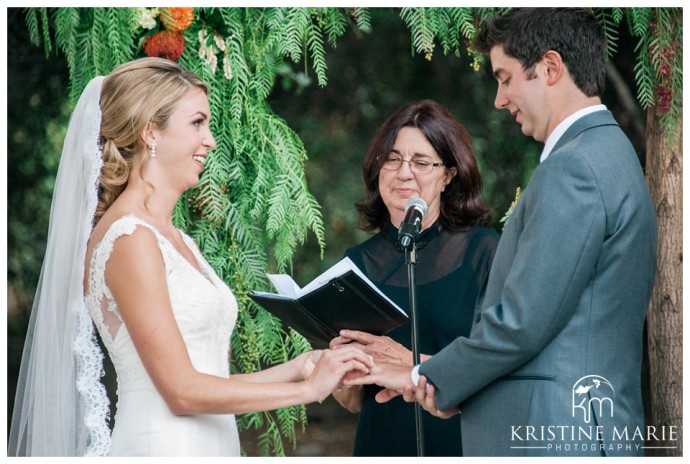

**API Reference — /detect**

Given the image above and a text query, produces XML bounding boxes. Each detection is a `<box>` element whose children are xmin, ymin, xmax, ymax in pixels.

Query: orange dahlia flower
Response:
<box><xmin>159</xmin><ymin>7</ymin><xmax>195</xmax><ymax>32</ymax></box>
<box><xmin>144</xmin><ymin>30</ymin><xmax>185</xmax><ymax>61</ymax></box>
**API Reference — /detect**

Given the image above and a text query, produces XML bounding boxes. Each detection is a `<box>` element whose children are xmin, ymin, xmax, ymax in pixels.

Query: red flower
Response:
<box><xmin>160</xmin><ymin>7</ymin><xmax>194</xmax><ymax>32</ymax></box>
<box><xmin>144</xmin><ymin>30</ymin><xmax>185</xmax><ymax>61</ymax></box>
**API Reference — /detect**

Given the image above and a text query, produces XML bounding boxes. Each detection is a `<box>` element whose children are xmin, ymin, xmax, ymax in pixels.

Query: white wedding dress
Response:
<box><xmin>85</xmin><ymin>214</ymin><xmax>240</xmax><ymax>456</ymax></box>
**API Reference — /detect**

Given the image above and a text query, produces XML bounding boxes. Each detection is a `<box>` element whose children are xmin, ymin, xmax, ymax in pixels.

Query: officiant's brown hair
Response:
<box><xmin>356</xmin><ymin>99</ymin><xmax>492</xmax><ymax>232</ymax></box>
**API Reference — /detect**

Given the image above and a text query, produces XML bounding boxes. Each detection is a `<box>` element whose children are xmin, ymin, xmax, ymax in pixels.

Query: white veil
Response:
<box><xmin>9</xmin><ymin>76</ymin><xmax>112</xmax><ymax>456</ymax></box>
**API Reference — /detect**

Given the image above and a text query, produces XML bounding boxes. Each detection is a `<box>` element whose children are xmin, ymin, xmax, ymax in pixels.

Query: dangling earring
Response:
<box><xmin>150</xmin><ymin>143</ymin><xmax>157</xmax><ymax>158</ymax></box>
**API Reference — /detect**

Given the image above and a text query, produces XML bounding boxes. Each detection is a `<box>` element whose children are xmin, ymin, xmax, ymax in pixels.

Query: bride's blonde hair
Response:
<box><xmin>94</xmin><ymin>57</ymin><xmax>208</xmax><ymax>225</ymax></box>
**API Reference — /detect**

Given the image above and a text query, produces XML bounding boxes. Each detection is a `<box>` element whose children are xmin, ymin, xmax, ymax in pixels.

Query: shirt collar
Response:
<box><xmin>540</xmin><ymin>104</ymin><xmax>607</xmax><ymax>163</ymax></box>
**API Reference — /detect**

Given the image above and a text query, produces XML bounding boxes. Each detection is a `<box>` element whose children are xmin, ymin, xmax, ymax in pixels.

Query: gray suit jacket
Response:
<box><xmin>419</xmin><ymin>111</ymin><xmax>657</xmax><ymax>456</ymax></box>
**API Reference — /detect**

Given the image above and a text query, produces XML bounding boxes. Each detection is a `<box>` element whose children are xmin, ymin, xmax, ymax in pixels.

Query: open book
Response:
<box><xmin>250</xmin><ymin>257</ymin><xmax>409</xmax><ymax>349</ymax></box>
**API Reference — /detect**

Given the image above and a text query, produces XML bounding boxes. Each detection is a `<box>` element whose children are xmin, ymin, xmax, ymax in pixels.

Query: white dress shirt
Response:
<box><xmin>540</xmin><ymin>104</ymin><xmax>607</xmax><ymax>163</ymax></box>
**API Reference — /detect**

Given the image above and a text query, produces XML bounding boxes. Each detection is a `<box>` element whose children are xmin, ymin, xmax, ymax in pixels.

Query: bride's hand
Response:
<box><xmin>304</xmin><ymin>347</ymin><xmax>374</xmax><ymax>402</ymax></box>
<box><xmin>298</xmin><ymin>350</ymin><xmax>321</xmax><ymax>380</ymax></box>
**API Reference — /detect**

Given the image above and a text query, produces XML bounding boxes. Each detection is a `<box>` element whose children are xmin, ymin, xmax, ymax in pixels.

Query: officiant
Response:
<box><xmin>329</xmin><ymin>100</ymin><xmax>498</xmax><ymax>456</ymax></box>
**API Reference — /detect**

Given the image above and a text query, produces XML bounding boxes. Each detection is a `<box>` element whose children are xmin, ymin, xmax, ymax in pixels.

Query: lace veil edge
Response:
<box><xmin>9</xmin><ymin>76</ymin><xmax>112</xmax><ymax>456</ymax></box>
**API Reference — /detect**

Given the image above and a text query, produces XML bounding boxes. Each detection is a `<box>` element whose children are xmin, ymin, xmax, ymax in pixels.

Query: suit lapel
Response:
<box><xmin>550</xmin><ymin>110</ymin><xmax>619</xmax><ymax>155</ymax></box>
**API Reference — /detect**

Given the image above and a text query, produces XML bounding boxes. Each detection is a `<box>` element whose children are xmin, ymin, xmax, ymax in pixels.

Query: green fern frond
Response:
<box><xmin>303</xmin><ymin>194</ymin><xmax>326</xmax><ymax>257</ymax></box>
<box><xmin>634</xmin><ymin>59</ymin><xmax>656</xmax><ymax>109</ymax></box>
<box><xmin>266</xmin><ymin>175</ymin><xmax>291</xmax><ymax>238</ymax></box>
<box><xmin>281</xmin><ymin>8</ymin><xmax>311</xmax><ymax>63</ymax></box>
<box><xmin>53</xmin><ymin>8</ymin><xmax>79</xmax><ymax>75</ymax></box>
<box><xmin>277</xmin><ymin>406</ymin><xmax>302</xmax><ymax>447</ymax></box>
<box><xmin>39</xmin><ymin>8</ymin><xmax>52</xmax><ymax>55</ymax></box>
<box><xmin>595</xmin><ymin>8</ymin><xmax>619</xmax><ymax>58</ymax></box>
<box><xmin>350</xmin><ymin>7</ymin><xmax>372</xmax><ymax>33</ymax></box>
<box><xmin>628</xmin><ymin>7</ymin><xmax>652</xmax><ymax>37</ymax></box>
<box><xmin>257</xmin><ymin>416</ymin><xmax>286</xmax><ymax>456</ymax></box>
<box><xmin>250</xmin><ymin>52</ymin><xmax>280</xmax><ymax>100</ymax></box>
<box><xmin>91</xmin><ymin>9</ymin><xmax>114</xmax><ymax>71</ymax></box>
<box><xmin>237</xmin><ymin>410</ymin><xmax>264</xmax><ymax>432</ymax></box>
<box><xmin>25</xmin><ymin>8</ymin><xmax>50</xmax><ymax>53</ymax></box>
<box><xmin>434</xmin><ymin>9</ymin><xmax>461</xmax><ymax>56</ymax></box>
<box><xmin>611</xmin><ymin>7</ymin><xmax>625</xmax><ymax>24</ymax></box>
<box><xmin>234</xmin><ymin>245</ymin><xmax>269</xmax><ymax>286</ymax></box>
<box><xmin>400</xmin><ymin>7</ymin><xmax>437</xmax><ymax>60</ymax></box>
<box><xmin>319</xmin><ymin>7</ymin><xmax>348</xmax><ymax>47</ymax></box>
<box><xmin>456</xmin><ymin>8</ymin><xmax>478</xmax><ymax>39</ymax></box>
<box><xmin>306</xmin><ymin>13</ymin><xmax>329</xmax><ymax>86</ymax></box>
<box><xmin>104</xmin><ymin>8</ymin><xmax>136</xmax><ymax>68</ymax></box>
<box><xmin>219</xmin><ymin>9</ymin><xmax>250</xmax><ymax>122</ymax></box>
<box><xmin>69</xmin><ymin>31</ymin><xmax>97</xmax><ymax>102</ymax></box>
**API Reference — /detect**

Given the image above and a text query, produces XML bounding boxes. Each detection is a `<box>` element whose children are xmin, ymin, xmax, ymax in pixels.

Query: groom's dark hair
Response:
<box><xmin>473</xmin><ymin>8</ymin><xmax>607</xmax><ymax>98</ymax></box>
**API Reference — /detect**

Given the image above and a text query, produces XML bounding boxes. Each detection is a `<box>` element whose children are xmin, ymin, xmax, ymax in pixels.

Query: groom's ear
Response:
<box><xmin>542</xmin><ymin>50</ymin><xmax>564</xmax><ymax>86</ymax></box>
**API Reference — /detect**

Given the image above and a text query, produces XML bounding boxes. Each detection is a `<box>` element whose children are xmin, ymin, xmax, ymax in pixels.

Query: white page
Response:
<box><xmin>266</xmin><ymin>274</ymin><xmax>301</xmax><ymax>297</ymax></box>
<box><xmin>250</xmin><ymin>291</ymin><xmax>292</xmax><ymax>300</ymax></box>
<box><xmin>261</xmin><ymin>257</ymin><xmax>407</xmax><ymax>317</ymax></box>
<box><xmin>298</xmin><ymin>257</ymin><xmax>357</xmax><ymax>296</ymax></box>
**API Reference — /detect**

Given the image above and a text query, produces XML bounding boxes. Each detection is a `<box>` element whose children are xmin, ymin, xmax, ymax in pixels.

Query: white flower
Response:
<box><xmin>197</xmin><ymin>28</ymin><xmax>232</xmax><ymax>80</ymax></box>
<box><xmin>214</xmin><ymin>32</ymin><xmax>227</xmax><ymax>52</ymax></box>
<box><xmin>134</xmin><ymin>7</ymin><xmax>160</xmax><ymax>30</ymax></box>
<box><xmin>208</xmin><ymin>54</ymin><xmax>218</xmax><ymax>74</ymax></box>
<box><xmin>223</xmin><ymin>54</ymin><xmax>233</xmax><ymax>80</ymax></box>
<box><xmin>198</xmin><ymin>28</ymin><xmax>209</xmax><ymax>45</ymax></box>
<box><xmin>499</xmin><ymin>187</ymin><xmax>522</xmax><ymax>231</ymax></box>
<box><xmin>198</xmin><ymin>28</ymin><xmax>219</xmax><ymax>73</ymax></box>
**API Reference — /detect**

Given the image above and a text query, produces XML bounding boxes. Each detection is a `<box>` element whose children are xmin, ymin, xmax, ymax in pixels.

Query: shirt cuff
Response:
<box><xmin>411</xmin><ymin>364</ymin><xmax>421</xmax><ymax>385</ymax></box>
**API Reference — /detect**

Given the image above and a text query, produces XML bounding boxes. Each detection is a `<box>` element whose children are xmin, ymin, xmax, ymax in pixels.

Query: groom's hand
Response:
<box><xmin>342</xmin><ymin>362</ymin><xmax>414</xmax><ymax>396</ymax></box>
<box><xmin>406</xmin><ymin>375</ymin><xmax>460</xmax><ymax>419</ymax></box>
<box><xmin>374</xmin><ymin>387</ymin><xmax>404</xmax><ymax>403</ymax></box>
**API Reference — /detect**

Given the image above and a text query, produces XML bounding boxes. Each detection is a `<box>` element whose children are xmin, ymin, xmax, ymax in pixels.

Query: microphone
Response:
<box><xmin>397</xmin><ymin>197</ymin><xmax>428</xmax><ymax>249</ymax></box>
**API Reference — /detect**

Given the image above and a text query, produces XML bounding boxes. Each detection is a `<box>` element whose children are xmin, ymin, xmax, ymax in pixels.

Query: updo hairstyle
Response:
<box><xmin>94</xmin><ymin>57</ymin><xmax>207</xmax><ymax>225</ymax></box>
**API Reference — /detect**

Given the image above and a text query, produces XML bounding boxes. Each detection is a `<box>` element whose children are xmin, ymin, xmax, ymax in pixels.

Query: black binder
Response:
<box><xmin>249</xmin><ymin>267</ymin><xmax>409</xmax><ymax>349</ymax></box>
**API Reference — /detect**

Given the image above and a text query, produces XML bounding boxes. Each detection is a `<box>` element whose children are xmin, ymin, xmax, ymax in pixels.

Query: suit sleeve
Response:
<box><xmin>420</xmin><ymin>152</ymin><xmax>606</xmax><ymax>411</ymax></box>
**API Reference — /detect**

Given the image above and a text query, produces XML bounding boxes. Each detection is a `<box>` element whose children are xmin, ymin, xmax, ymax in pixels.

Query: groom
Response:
<box><xmin>343</xmin><ymin>8</ymin><xmax>657</xmax><ymax>456</ymax></box>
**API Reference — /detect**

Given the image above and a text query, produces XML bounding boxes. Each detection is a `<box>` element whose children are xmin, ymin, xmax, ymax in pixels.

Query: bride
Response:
<box><xmin>9</xmin><ymin>57</ymin><xmax>373</xmax><ymax>457</ymax></box>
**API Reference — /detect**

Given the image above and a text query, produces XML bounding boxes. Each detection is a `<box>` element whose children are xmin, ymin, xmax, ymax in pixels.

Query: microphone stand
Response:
<box><xmin>405</xmin><ymin>243</ymin><xmax>425</xmax><ymax>457</ymax></box>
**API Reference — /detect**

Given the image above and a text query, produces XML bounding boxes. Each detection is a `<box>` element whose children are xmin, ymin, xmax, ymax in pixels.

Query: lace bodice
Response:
<box><xmin>84</xmin><ymin>214</ymin><xmax>240</xmax><ymax>456</ymax></box>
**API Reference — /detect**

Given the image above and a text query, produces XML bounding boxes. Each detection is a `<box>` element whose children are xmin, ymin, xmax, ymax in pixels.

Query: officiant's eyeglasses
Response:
<box><xmin>380</xmin><ymin>155</ymin><xmax>443</xmax><ymax>174</ymax></box>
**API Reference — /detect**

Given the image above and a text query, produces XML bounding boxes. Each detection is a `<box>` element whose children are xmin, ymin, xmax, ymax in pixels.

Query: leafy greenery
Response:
<box><xmin>17</xmin><ymin>6</ymin><xmax>682</xmax><ymax>456</ymax></box>
<box><xmin>396</xmin><ymin>7</ymin><xmax>681</xmax><ymax>135</ymax></box>
<box><xmin>621</xmin><ymin>8</ymin><xmax>682</xmax><ymax>138</ymax></box>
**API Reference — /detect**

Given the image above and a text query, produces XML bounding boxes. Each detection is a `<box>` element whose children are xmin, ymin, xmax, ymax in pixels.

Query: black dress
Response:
<box><xmin>345</xmin><ymin>221</ymin><xmax>499</xmax><ymax>456</ymax></box>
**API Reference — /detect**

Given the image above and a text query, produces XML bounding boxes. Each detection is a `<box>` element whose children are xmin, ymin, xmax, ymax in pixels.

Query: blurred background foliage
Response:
<box><xmin>267</xmin><ymin>7</ymin><xmax>644</xmax><ymax>280</ymax></box>
<box><xmin>7</xmin><ymin>6</ymin><xmax>647</xmax><ymax>455</ymax></box>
